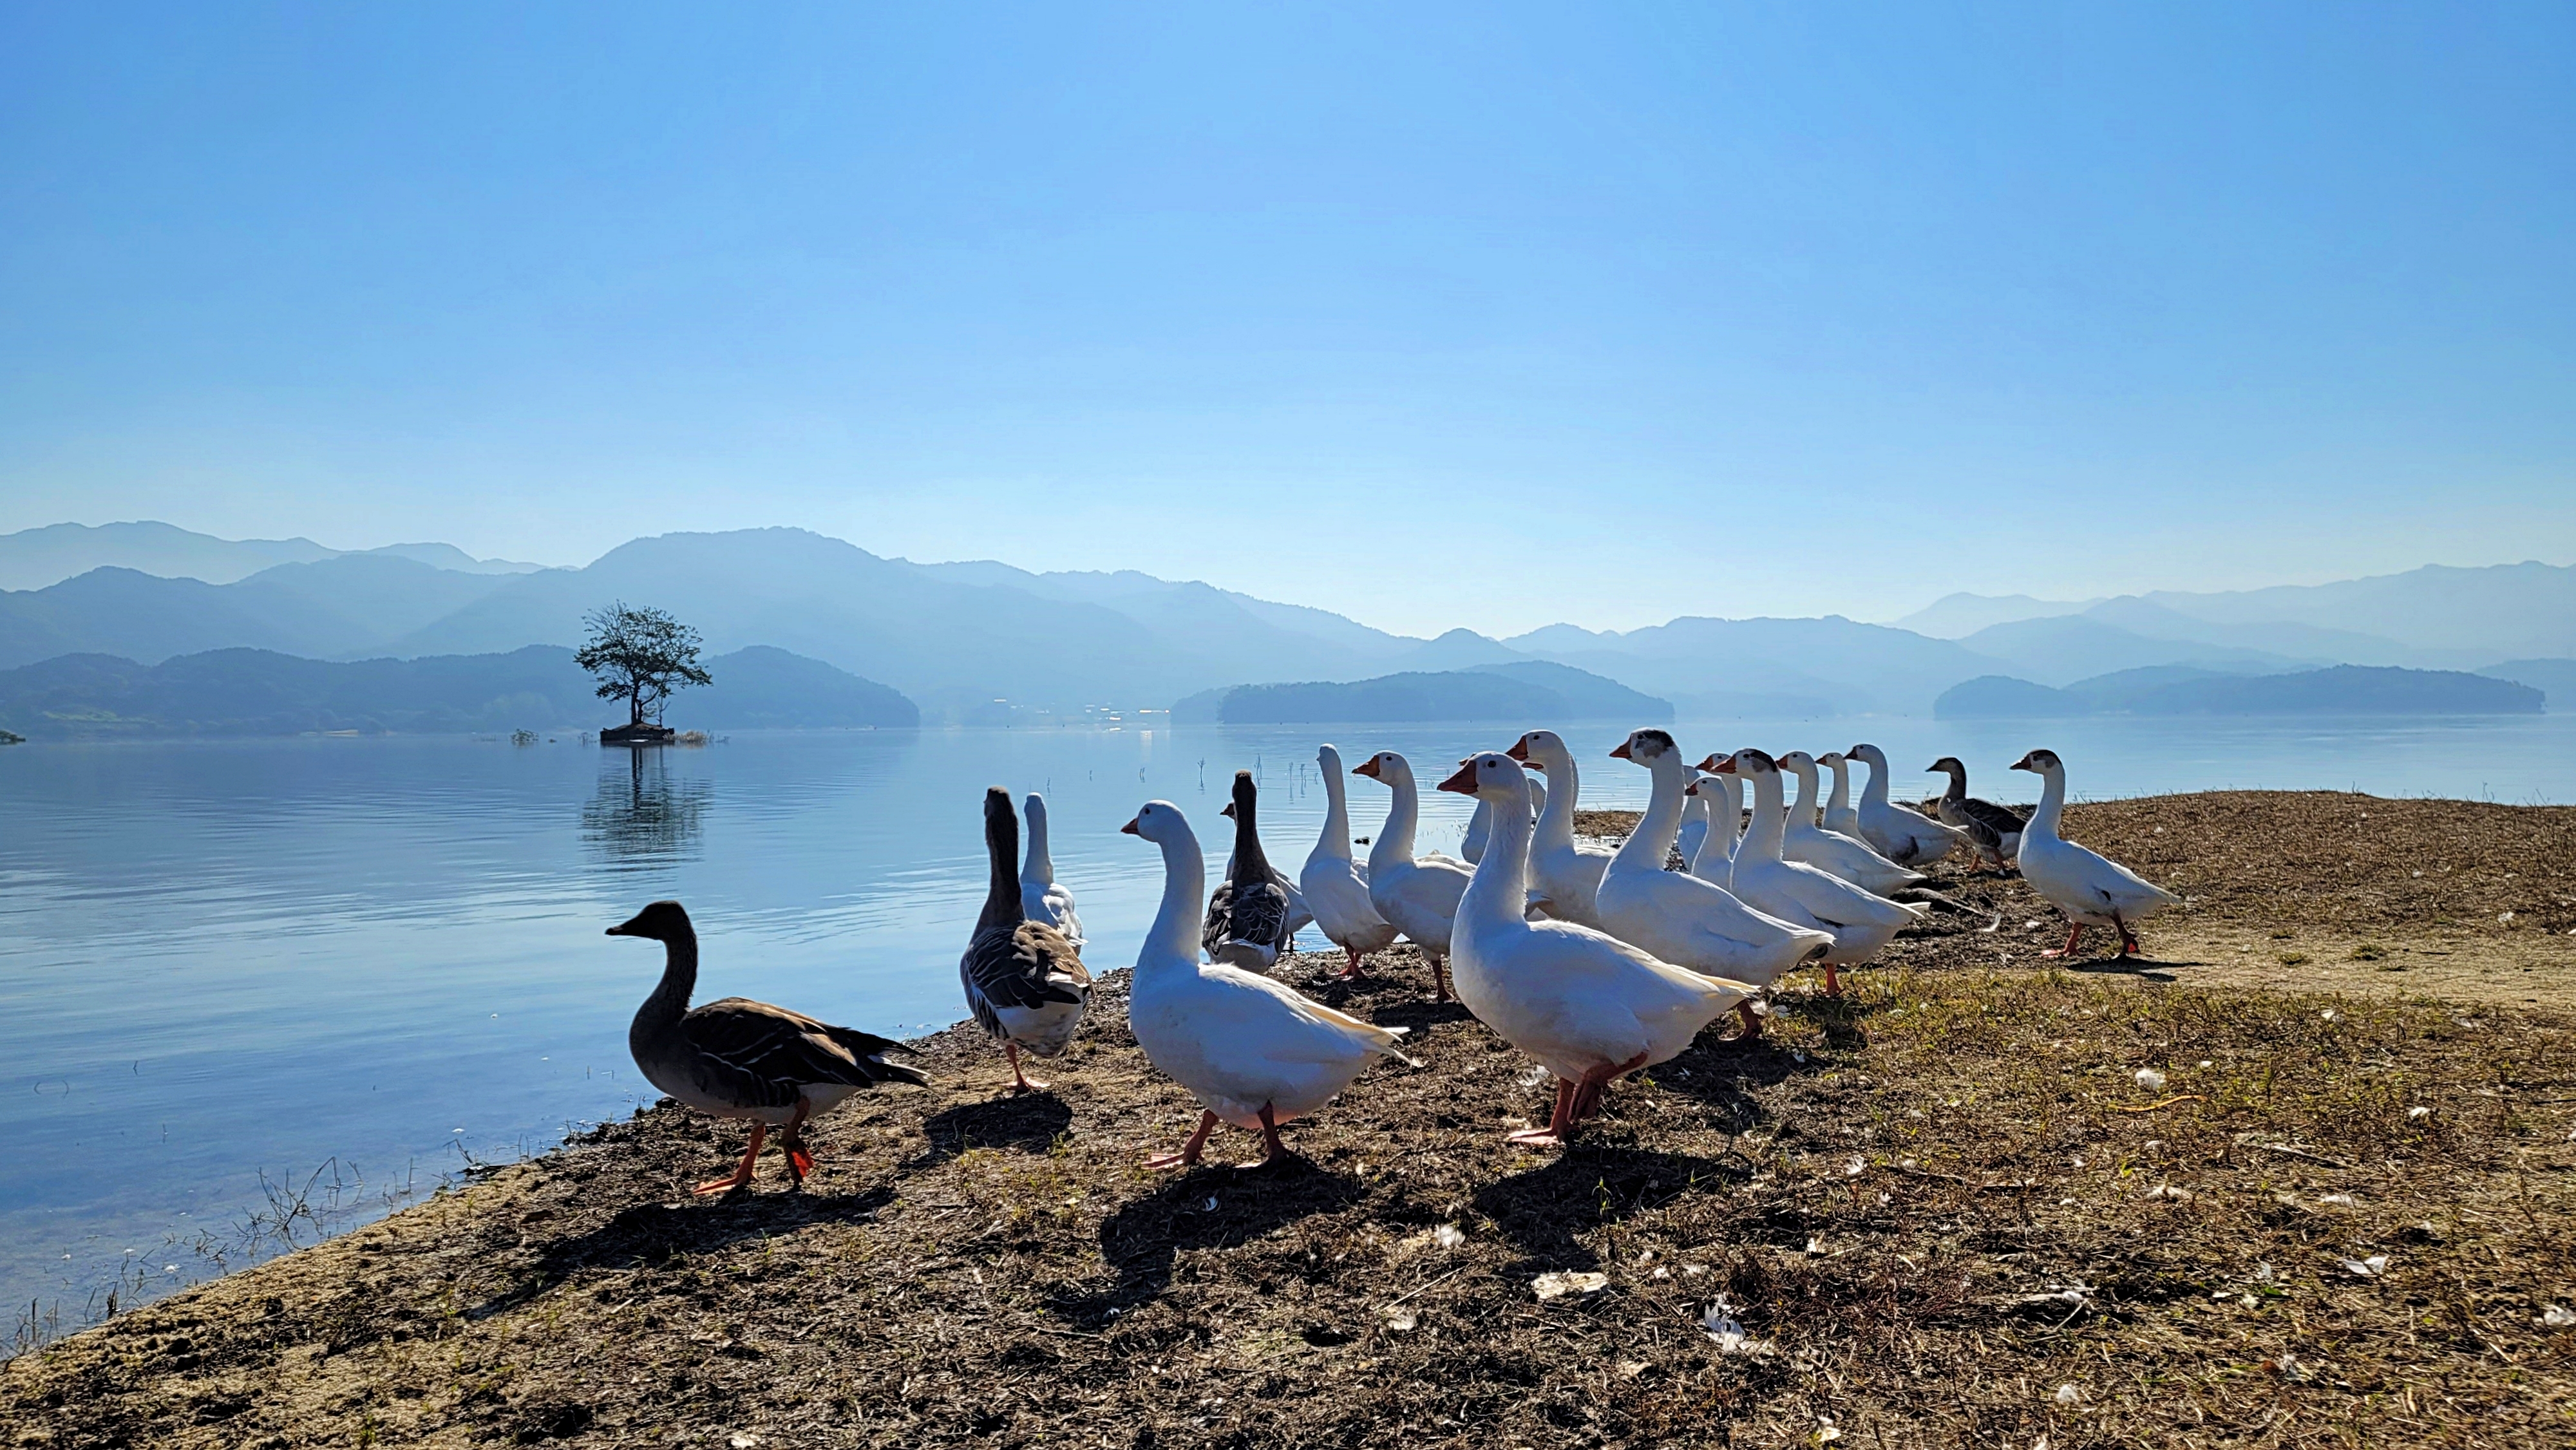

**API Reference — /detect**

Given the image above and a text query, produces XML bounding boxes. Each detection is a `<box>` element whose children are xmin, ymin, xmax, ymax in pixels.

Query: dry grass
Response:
<box><xmin>8</xmin><ymin>792</ymin><xmax>2575</xmax><ymax>1449</ymax></box>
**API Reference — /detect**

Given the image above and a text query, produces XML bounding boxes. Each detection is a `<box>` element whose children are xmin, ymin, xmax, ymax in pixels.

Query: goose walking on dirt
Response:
<box><xmin>1302</xmin><ymin>744</ymin><xmax>1399</xmax><ymax>979</ymax></box>
<box><xmin>1846</xmin><ymin>744</ymin><xmax>1969</xmax><ymax>866</ymax></box>
<box><xmin>609</xmin><ymin>900</ymin><xmax>926</xmax><ymax>1194</ymax></box>
<box><xmin>1705</xmin><ymin>750</ymin><xmax>1927</xmax><ymax>997</ymax></box>
<box><xmin>961</xmin><ymin>787</ymin><xmax>1093</xmax><ymax>1093</ymax></box>
<box><xmin>2010</xmin><ymin>749</ymin><xmax>2183</xmax><ymax>957</ymax></box>
<box><xmin>1019</xmin><ymin>793</ymin><xmax>1084</xmax><ymax>949</ymax></box>
<box><xmin>1204</xmin><ymin>771</ymin><xmax>1297</xmax><ymax>970</ymax></box>
<box><xmin>1352</xmin><ymin>750</ymin><xmax>1473</xmax><ymax>1001</ymax></box>
<box><xmin>1929</xmin><ymin>757</ymin><xmax>2024</xmax><ymax>871</ymax></box>
<box><xmin>1124</xmin><ymin>801</ymin><xmax>1417</xmax><ymax>1169</ymax></box>
<box><xmin>1776</xmin><ymin>750</ymin><xmax>1926</xmax><ymax>896</ymax></box>
<box><xmin>1439</xmin><ymin>753</ymin><xmax>1755</xmax><ymax>1146</ymax></box>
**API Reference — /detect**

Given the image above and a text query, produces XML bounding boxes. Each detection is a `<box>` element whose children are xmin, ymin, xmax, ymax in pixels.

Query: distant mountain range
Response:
<box><xmin>0</xmin><ymin>645</ymin><xmax>916</xmax><ymax>739</ymax></box>
<box><xmin>1175</xmin><ymin>661</ymin><xmax>1669</xmax><ymax>726</ymax></box>
<box><xmin>0</xmin><ymin>521</ymin><xmax>2566</xmax><ymax>724</ymax></box>
<box><xmin>1935</xmin><ymin>665</ymin><xmax>2543</xmax><ymax>719</ymax></box>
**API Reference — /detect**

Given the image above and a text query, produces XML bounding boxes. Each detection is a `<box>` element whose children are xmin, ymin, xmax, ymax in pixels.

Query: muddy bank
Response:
<box><xmin>7</xmin><ymin>791</ymin><xmax>2573</xmax><ymax>1447</ymax></box>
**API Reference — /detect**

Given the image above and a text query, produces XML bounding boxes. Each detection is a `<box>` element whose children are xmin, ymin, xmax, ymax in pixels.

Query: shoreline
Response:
<box><xmin>7</xmin><ymin>789</ymin><xmax>2572</xmax><ymax>1445</ymax></box>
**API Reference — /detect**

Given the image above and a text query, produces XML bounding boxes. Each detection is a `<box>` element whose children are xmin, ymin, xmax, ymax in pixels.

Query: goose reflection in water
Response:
<box><xmin>583</xmin><ymin>748</ymin><xmax>710</xmax><ymax>867</ymax></box>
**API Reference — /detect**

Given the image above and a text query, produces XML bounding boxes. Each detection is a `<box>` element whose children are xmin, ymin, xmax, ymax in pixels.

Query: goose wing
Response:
<box><xmin>681</xmin><ymin>997</ymin><xmax>929</xmax><ymax>1104</ymax></box>
<box><xmin>965</xmin><ymin>918</ymin><xmax>1091</xmax><ymax>1029</ymax></box>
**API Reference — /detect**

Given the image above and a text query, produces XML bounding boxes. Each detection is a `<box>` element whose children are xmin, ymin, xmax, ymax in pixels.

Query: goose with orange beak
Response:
<box><xmin>1121</xmin><ymin>802</ymin><xmax>1417</xmax><ymax>1170</ymax></box>
<box><xmin>1438</xmin><ymin>753</ymin><xmax>1754</xmax><ymax>1146</ymax></box>
<box><xmin>1508</xmin><ymin>730</ymin><xmax>1615</xmax><ymax>928</ymax></box>
<box><xmin>1350</xmin><ymin>750</ymin><xmax>1472</xmax><ymax>1000</ymax></box>
<box><xmin>2009</xmin><ymin>748</ymin><xmax>2181</xmax><ymax>957</ymax></box>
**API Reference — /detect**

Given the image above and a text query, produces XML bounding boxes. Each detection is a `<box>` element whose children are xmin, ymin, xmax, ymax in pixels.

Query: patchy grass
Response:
<box><xmin>7</xmin><ymin>791</ymin><xmax>2575</xmax><ymax>1447</ymax></box>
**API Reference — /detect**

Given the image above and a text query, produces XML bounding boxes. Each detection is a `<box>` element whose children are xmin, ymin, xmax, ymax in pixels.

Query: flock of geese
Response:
<box><xmin>605</xmin><ymin>733</ymin><xmax>2181</xmax><ymax>1190</ymax></box>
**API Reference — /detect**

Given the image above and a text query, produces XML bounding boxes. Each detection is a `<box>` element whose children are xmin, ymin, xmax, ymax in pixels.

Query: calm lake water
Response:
<box><xmin>5</xmin><ymin>712</ymin><xmax>2572</xmax><ymax>1323</ymax></box>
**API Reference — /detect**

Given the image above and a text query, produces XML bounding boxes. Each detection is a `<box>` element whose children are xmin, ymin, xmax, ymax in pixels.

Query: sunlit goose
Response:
<box><xmin>1674</xmin><ymin>782</ymin><xmax>1713</xmax><ymax>870</ymax></box>
<box><xmin>1300</xmin><ymin>744</ymin><xmax>1399</xmax><ymax>979</ymax></box>
<box><xmin>1439</xmin><ymin>753</ymin><xmax>1754</xmax><ymax>1145</ymax></box>
<box><xmin>961</xmin><ymin>787</ymin><xmax>1093</xmax><ymax>1093</ymax></box>
<box><xmin>1928</xmin><ymin>757</ymin><xmax>2024</xmax><ymax>871</ymax></box>
<box><xmin>1705</xmin><ymin>750</ymin><xmax>1927</xmax><ymax>996</ymax></box>
<box><xmin>2009</xmin><ymin>749</ymin><xmax>2183</xmax><ymax>957</ymax></box>
<box><xmin>1461</xmin><ymin>770</ymin><xmax>1546</xmax><ymax>865</ymax></box>
<box><xmin>1019</xmin><ymin>793</ymin><xmax>1083</xmax><ymax>950</ymax></box>
<box><xmin>1352</xmin><ymin>750</ymin><xmax>1473</xmax><ymax>1000</ymax></box>
<box><xmin>610</xmin><ymin>900</ymin><xmax>925</xmax><ymax>1194</ymax></box>
<box><xmin>1846</xmin><ymin>744</ymin><xmax>1969</xmax><ymax>866</ymax></box>
<box><xmin>1690</xmin><ymin>769</ymin><xmax>1745</xmax><ymax>886</ymax></box>
<box><xmin>1596</xmin><ymin>730</ymin><xmax>1832</xmax><ymax>1038</ymax></box>
<box><xmin>1203</xmin><ymin>771</ymin><xmax>1297</xmax><ymax>970</ymax></box>
<box><xmin>1123</xmin><ymin>801</ymin><xmax>1416</xmax><ymax>1169</ymax></box>
<box><xmin>1776</xmin><ymin>750</ymin><xmax>1926</xmax><ymax>896</ymax></box>
<box><xmin>1506</xmin><ymin>729</ymin><xmax>1615</xmax><ymax>928</ymax></box>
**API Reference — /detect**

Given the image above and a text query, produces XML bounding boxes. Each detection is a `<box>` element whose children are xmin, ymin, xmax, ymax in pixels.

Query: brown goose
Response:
<box><xmin>608</xmin><ymin>900</ymin><xmax>926</xmax><ymax>1195</ymax></box>
<box><xmin>1927</xmin><ymin>756</ymin><xmax>2025</xmax><ymax>871</ymax></box>
<box><xmin>961</xmin><ymin>787</ymin><xmax>1092</xmax><ymax>1093</ymax></box>
<box><xmin>1202</xmin><ymin>771</ymin><xmax>1296</xmax><ymax>970</ymax></box>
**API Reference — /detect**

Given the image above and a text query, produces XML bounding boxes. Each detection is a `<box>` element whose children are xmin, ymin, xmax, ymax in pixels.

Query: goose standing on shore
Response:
<box><xmin>1507</xmin><ymin>730</ymin><xmax>1615</xmax><ymax>928</ymax></box>
<box><xmin>2010</xmin><ymin>749</ymin><xmax>2182</xmax><ymax>957</ymax></box>
<box><xmin>1302</xmin><ymin>744</ymin><xmax>1399</xmax><ymax>979</ymax></box>
<box><xmin>1124</xmin><ymin>802</ymin><xmax>1417</xmax><ymax>1169</ymax></box>
<box><xmin>1352</xmin><ymin>751</ymin><xmax>1473</xmax><ymax>1000</ymax></box>
<box><xmin>1705</xmin><ymin>750</ymin><xmax>1927</xmax><ymax>996</ymax></box>
<box><xmin>1674</xmin><ymin>783</ymin><xmax>1713</xmax><ymax>870</ymax></box>
<box><xmin>1439</xmin><ymin>753</ymin><xmax>1754</xmax><ymax>1145</ymax></box>
<box><xmin>609</xmin><ymin>900</ymin><xmax>926</xmax><ymax>1194</ymax></box>
<box><xmin>1596</xmin><ymin>730</ymin><xmax>1832</xmax><ymax>1038</ymax></box>
<box><xmin>1019</xmin><ymin>793</ymin><xmax>1083</xmax><ymax>950</ymax></box>
<box><xmin>1819</xmin><ymin>752</ymin><xmax>1862</xmax><ymax>840</ymax></box>
<box><xmin>1846</xmin><ymin>744</ymin><xmax>1968</xmax><ymax>866</ymax></box>
<box><xmin>1929</xmin><ymin>757</ymin><xmax>2023</xmax><ymax>871</ymax></box>
<box><xmin>1204</xmin><ymin>771</ymin><xmax>1296</xmax><ymax>970</ymax></box>
<box><xmin>961</xmin><ymin>787</ymin><xmax>1092</xmax><ymax>1093</ymax></box>
<box><xmin>1776</xmin><ymin>751</ymin><xmax>1926</xmax><ymax>896</ymax></box>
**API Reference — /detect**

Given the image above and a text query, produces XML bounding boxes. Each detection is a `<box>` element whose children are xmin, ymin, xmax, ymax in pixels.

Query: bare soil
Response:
<box><xmin>8</xmin><ymin>791</ymin><xmax>2574</xmax><ymax>1449</ymax></box>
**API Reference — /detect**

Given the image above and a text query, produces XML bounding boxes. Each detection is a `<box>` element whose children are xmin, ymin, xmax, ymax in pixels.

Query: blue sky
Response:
<box><xmin>3</xmin><ymin>2</ymin><xmax>2570</xmax><ymax>636</ymax></box>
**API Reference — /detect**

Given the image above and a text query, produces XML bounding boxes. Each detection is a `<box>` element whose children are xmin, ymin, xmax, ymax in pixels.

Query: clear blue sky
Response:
<box><xmin>3</xmin><ymin>2</ymin><xmax>2570</xmax><ymax>636</ymax></box>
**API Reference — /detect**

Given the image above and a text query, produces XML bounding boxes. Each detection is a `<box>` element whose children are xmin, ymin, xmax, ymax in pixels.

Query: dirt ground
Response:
<box><xmin>7</xmin><ymin>791</ymin><xmax>2573</xmax><ymax>1449</ymax></box>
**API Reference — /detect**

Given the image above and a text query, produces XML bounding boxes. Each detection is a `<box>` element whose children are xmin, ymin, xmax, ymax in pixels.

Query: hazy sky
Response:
<box><xmin>4</xmin><ymin>3</ymin><xmax>2571</xmax><ymax>637</ymax></box>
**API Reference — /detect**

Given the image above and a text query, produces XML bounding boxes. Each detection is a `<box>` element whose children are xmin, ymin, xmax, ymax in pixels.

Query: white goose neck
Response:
<box><xmin>1857</xmin><ymin>752</ymin><xmax>1891</xmax><ymax>807</ymax></box>
<box><xmin>1532</xmin><ymin>746</ymin><xmax>1578</xmax><ymax>851</ymax></box>
<box><xmin>1141</xmin><ymin>829</ymin><xmax>1208</xmax><ymax>974</ymax></box>
<box><xmin>1368</xmin><ymin>764</ymin><xmax>1420</xmax><ymax>872</ymax></box>
<box><xmin>1315</xmin><ymin>749</ymin><xmax>1354</xmax><ymax>860</ymax></box>
<box><xmin>2028</xmin><ymin>767</ymin><xmax>2067</xmax><ymax>842</ymax></box>
<box><xmin>1022</xmin><ymin>797</ymin><xmax>1054</xmax><ymax>881</ymax></box>
<box><xmin>1461</xmin><ymin>782</ymin><xmax>1534</xmax><ymax>929</ymax></box>
<box><xmin>1613</xmin><ymin>754</ymin><xmax>1686</xmax><ymax>873</ymax></box>
<box><xmin>1741</xmin><ymin>770</ymin><xmax>1788</xmax><ymax>862</ymax></box>
<box><xmin>1825</xmin><ymin>759</ymin><xmax>1851</xmax><ymax>814</ymax></box>
<box><xmin>1786</xmin><ymin>762</ymin><xmax>1819</xmax><ymax>819</ymax></box>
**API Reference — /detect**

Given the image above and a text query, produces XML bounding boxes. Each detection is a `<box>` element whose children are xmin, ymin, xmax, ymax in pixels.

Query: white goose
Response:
<box><xmin>1438</xmin><ymin>752</ymin><xmax>1754</xmax><ymax>1146</ymax></box>
<box><xmin>1461</xmin><ymin>771</ymin><xmax>1544</xmax><ymax>865</ymax></box>
<box><xmin>1300</xmin><ymin>744</ymin><xmax>1399</xmax><ymax>980</ymax></box>
<box><xmin>1818</xmin><ymin>752</ymin><xmax>1862</xmax><ymax>840</ymax></box>
<box><xmin>1506</xmin><ymin>729</ymin><xmax>1615</xmax><ymax>927</ymax></box>
<box><xmin>1846</xmin><ymin>744</ymin><xmax>1970</xmax><ymax>867</ymax></box>
<box><xmin>1351</xmin><ymin>750</ymin><xmax>1473</xmax><ymax>1001</ymax></box>
<box><xmin>1705</xmin><ymin>749</ymin><xmax>1927</xmax><ymax>995</ymax></box>
<box><xmin>1122</xmin><ymin>802</ymin><xmax>1416</xmax><ymax>1169</ymax></box>
<box><xmin>1776</xmin><ymin>750</ymin><xmax>1926</xmax><ymax>896</ymax></box>
<box><xmin>2010</xmin><ymin>749</ymin><xmax>2182</xmax><ymax>957</ymax></box>
<box><xmin>1690</xmin><ymin>769</ymin><xmax>1745</xmax><ymax>886</ymax></box>
<box><xmin>1019</xmin><ymin>793</ymin><xmax>1084</xmax><ymax>949</ymax></box>
<box><xmin>1674</xmin><ymin>784</ymin><xmax>1712</xmax><ymax>870</ymax></box>
<box><xmin>1595</xmin><ymin>730</ymin><xmax>1832</xmax><ymax>1038</ymax></box>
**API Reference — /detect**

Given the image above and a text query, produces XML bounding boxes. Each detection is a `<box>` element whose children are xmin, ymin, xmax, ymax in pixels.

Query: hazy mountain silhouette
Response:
<box><xmin>1936</xmin><ymin>664</ymin><xmax>2542</xmax><ymax>719</ymax></box>
<box><xmin>0</xmin><ymin>520</ymin><xmax>544</xmax><ymax>590</ymax></box>
<box><xmin>1177</xmin><ymin>660</ymin><xmax>1669</xmax><ymax>726</ymax></box>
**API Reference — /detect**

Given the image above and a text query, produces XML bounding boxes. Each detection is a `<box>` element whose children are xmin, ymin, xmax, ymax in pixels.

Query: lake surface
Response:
<box><xmin>5</xmin><ymin>711</ymin><xmax>2572</xmax><ymax>1324</ymax></box>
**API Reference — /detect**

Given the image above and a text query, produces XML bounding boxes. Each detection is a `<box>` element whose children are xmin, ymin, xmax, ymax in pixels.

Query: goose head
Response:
<box><xmin>1506</xmin><ymin>729</ymin><xmax>1568</xmax><ymax>772</ymax></box>
<box><xmin>1609</xmin><ymin>727</ymin><xmax>1680</xmax><ymax>769</ymax></box>
<box><xmin>1775</xmin><ymin>749</ymin><xmax>1820</xmax><ymax>780</ymax></box>
<box><xmin>1218</xmin><ymin>769</ymin><xmax>1256</xmax><ymax>820</ymax></box>
<box><xmin>1927</xmin><ymin>755</ymin><xmax>1967</xmax><ymax>778</ymax></box>
<box><xmin>1436</xmin><ymin>751</ymin><xmax>1533</xmax><ymax>808</ymax></box>
<box><xmin>2009</xmin><ymin>749</ymin><xmax>2063</xmax><ymax>775</ymax></box>
<box><xmin>1700</xmin><ymin>748</ymin><xmax>1774</xmax><ymax>778</ymax></box>
<box><xmin>1121</xmin><ymin>800</ymin><xmax>1197</xmax><ymax>849</ymax></box>
<box><xmin>607</xmin><ymin>899</ymin><xmax>692</xmax><ymax>942</ymax></box>
<box><xmin>1352</xmin><ymin>750</ymin><xmax>1410</xmax><ymax>787</ymax></box>
<box><xmin>1819</xmin><ymin>750</ymin><xmax>1847</xmax><ymax>770</ymax></box>
<box><xmin>1850</xmin><ymin>743</ymin><xmax>1886</xmax><ymax>768</ymax></box>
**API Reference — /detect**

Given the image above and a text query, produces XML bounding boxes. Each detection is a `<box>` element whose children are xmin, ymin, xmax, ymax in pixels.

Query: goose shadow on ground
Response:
<box><xmin>2058</xmin><ymin>954</ymin><xmax>2184</xmax><ymax>983</ymax></box>
<box><xmin>1046</xmin><ymin>1157</ymin><xmax>1363</xmax><ymax>1329</ymax></box>
<box><xmin>483</xmin><ymin>1182</ymin><xmax>900</xmax><ymax>1319</ymax></box>
<box><xmin>909</xmin><ymin>1092</ymin><xmax>1077</xmax><ymax>1166</ymax></box>
<box><xmin>1470</xmin><ymin>1147</ymin><xmax>1739</xmax><ymax>1268</ymax></box>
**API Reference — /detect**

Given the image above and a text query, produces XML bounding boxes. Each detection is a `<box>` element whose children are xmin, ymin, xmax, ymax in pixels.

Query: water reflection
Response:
<box><xmin>582</xmin><ymin>748</ymin><xmax>708</xmax><ymax>867</ymax></box>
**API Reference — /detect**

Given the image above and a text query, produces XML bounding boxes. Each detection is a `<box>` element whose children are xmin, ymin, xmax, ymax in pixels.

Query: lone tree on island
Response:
<box><xmin>577</xmin><ymin>602</ymin><xmax>712</xmax><ymax>729</ymax></box>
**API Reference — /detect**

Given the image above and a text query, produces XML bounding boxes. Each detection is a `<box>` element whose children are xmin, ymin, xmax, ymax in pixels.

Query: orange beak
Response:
<box><xmin>1353</xmin><ymin>757</ymin><xmax>1383</xmax><ymax>779</ymax></box>
<box><xmin>1683</xmin><ymin>780</ymin><xmax>1700</xmax><ymax>796</ymax></box>
<box><xmin>1435</xmin><ymin>762</ymin><xmax>1479</xmax><ymax>795</ymax></box>
<box><xmin>1504</xmin><ymin>738</ymin><xmax>1530</xmax><ymax>762</ymax></box>
<box><xmin>1710</xmin><ymin>755</ymin><xmax>1740</xmax><ymax>775</ymax></box>
<box><xmin>1608</xmin><ymin>740</ymin><xmax>1632</xmax><ymax>760</ymax></box>
<box><xmin>1119</xmin><ymin>818</ymin><xmax>1141</xmax><ymax>835</ymax></box>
